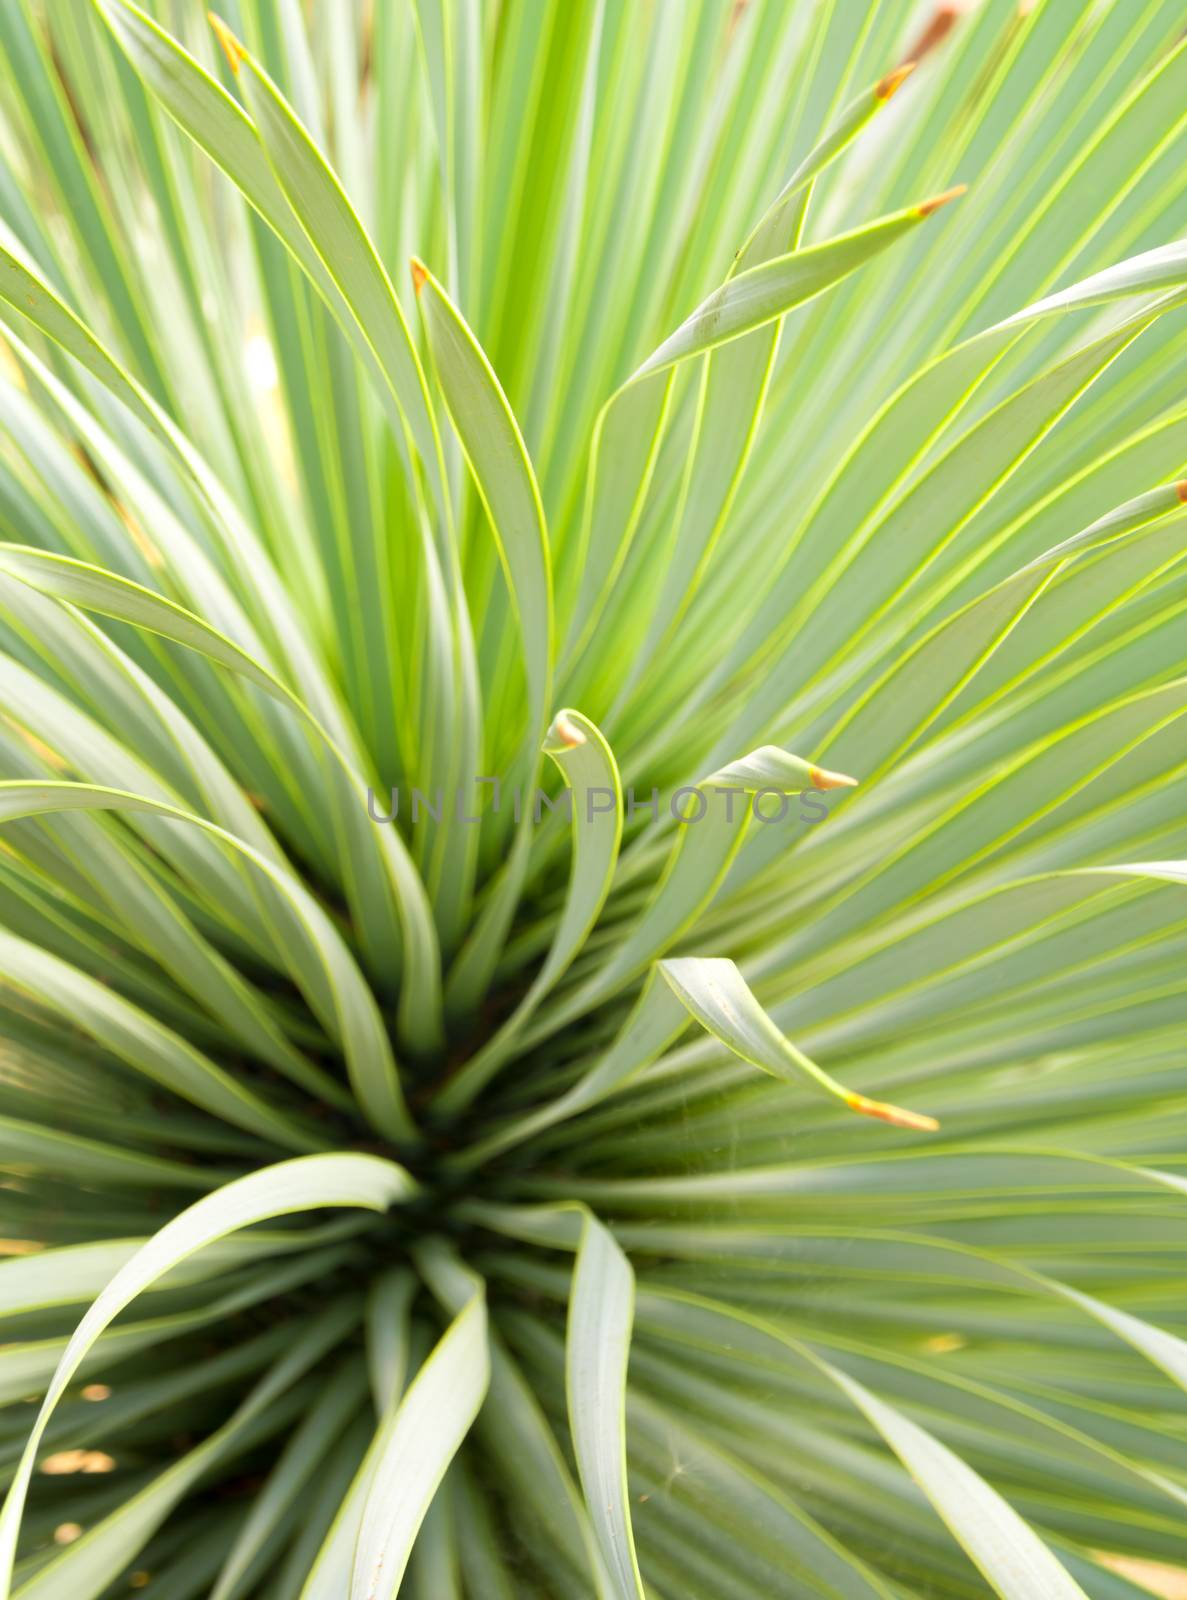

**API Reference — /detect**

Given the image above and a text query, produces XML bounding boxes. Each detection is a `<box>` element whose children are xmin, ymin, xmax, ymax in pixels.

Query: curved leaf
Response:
<box><xmin>0</xmin><ymin>1154</ymin><xmax>415</xmax><ymax>1598</ymax></box>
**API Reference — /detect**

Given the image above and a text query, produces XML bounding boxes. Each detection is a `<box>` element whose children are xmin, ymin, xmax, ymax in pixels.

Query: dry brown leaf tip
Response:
<box><xmin>903</xmin><ymin>2</ymin><xmax>965</xmax><ymax>66</ymax></box>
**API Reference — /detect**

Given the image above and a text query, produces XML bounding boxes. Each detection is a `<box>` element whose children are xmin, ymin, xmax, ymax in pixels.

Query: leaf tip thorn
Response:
<box><xmin>846</xmin><ymin>1093</ymin><xmax>939</xmax><ymax>1132</ymax></box>
<box><xmin>876</xmin><ymin>62</ymin><xmax>916</xmax><ymax>100</ymax></box>
<box><xmin>809</xmin><ymin>765</ymin><xmax>858</xmax><ymax>791</ymax></box>
<box><xmin>207</xmin><ymin>12</ymin><xmax>244</xmax><ymax>74</ymax></box>
<box><xmin>544</xmin><ymin>711</ymin><xmax>586</xmax><ymax>753</ymax></box>
<box><xmin>1176</xmin><ymin>480</ymin><xmax>1187</xmax><ymax>504</ymax></box>
<box><xmin>410</xmin><ymin>258</ymin><xmax>429</xmax><ymax>297</ymax></box>
<box><xmin>917</xmin><ymin>184</ymin><xmax>967</xmax><ymax>217</ymax></box>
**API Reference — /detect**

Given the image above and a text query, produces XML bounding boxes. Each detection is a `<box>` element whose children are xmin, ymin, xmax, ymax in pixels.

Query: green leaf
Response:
<box><xmin>567</xmin><ymin>1214</ymin><xmax>645</xmax><ymax>1600</ymax></box>
<box><xmin>0</xmin><ymin>1154</ymin><xmax>414</xmax><ymax>1598</ymax></box>
<box><xmin>536</xmin><ymin>746</ymin><xmax>854</xmax><ymax>1036</ymax></box>
<box><xmin>816</xmin><ymin>481</ymin><xmax>1187</xmax><ymax>786</ymax></box>
<box><xmin>0</xmin><ymin>547</ymin><xmax>292</xmax><ymax>700</ymax></box>
<box><xmin>350</xmin><ymin>1280</ymin><xmax>489</xmax><ymax>1600</ymax></box>
<box><xmin>0</xmin><ymin>1118</ymin><xmax>217</xmax><ymax>1192</ymax></box>
<box><xmin>209</xmin><ymin>1358</ymin><xmax>368</xmax><ymax>1600</ymax></box>
<box><xmin>412</xmin><ymin>259</ymin><xmax>554</xmax><ymax>1018</ymax></box>
<box><xmin>413</xmin><ymin>259</ymin><xmax>553</xmax><ymax>751</ymax></box>
<box><xmin>233</xmin><ymin>32</ymin><xmax>449</xmax><ymax>527</ymax></box>
<box><xmin>0</xmin><ymin>249</ymin><xmax>445</xmax><ymax>1054</ymax></box>
<box><xmin>14</xmin><ymin>1302</ymin><xmax>361</xmax><ymax>1600</ymax></box>
<box><xmin>823</xmin><ymin>1368</ymin><xmax>1090</xmax><ymax>1600</ymax></box>
<box><xmin>0</xmin><ymin>780</ymin><xmax>415</xmax><ymax>1143</ymax></box>
<box><xmin>88</xmin><ymin>0</ymin><xmax>408</xmax><ymax>469</ymax></box>
<box><xmin>630</xmin><ymin>191</ymin><xmax>964</xmax><ymax>382</ymax></box>
<box><xmin>641</xmin><ymin>1290</ymin><xmax>1093</xmax><ymax>1600</ymax></box>
<box><xmin>599</xmin><ymin>63</ymin><xmax>918</xmax><ymax>688</ymax></box>
<box><xmin>657</xmin><ymin>956</ymin><xmax>939</xmax><ymax>1131</ymax></box>
<box><xmin>435</xmin><ymin>708</ymin><xmax>622</xmax><ymax>1112</ymax></box>
<box><xmin>0</xmin><ymin>927</ymin><xmax>323</xmax><ymax>1153</ymax></box>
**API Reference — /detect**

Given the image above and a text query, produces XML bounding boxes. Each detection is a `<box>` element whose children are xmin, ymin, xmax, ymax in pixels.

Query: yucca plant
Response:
<box><xmin>4</xmin><ymin>0</ymin><xmax>1187</xmax><ymax>1594</ymax></box>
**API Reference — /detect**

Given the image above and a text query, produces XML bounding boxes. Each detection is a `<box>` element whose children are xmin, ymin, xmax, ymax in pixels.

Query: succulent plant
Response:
<box><xmin>1</xmin><ymin>1</ymin><xmax>1187</xmax><ymax>1596</ymax></box>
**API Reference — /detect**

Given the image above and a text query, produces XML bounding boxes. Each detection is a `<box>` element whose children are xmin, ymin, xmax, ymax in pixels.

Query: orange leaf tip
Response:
<box><xmin>809</xmin><ymin>764</ymin><xmax>858</xmax><ymax>791</ymax></box>
<box><xmin>553</xmin><ymin>713</ymin><xmax>585</xmax><ymax>748</ymax></box>
<box><xmin>410</xmin><ymin>258</ymin><xmax>429</xmax><ymax>297</ymax></box>
<box><xmin>846</xmin><ymin>1092</ymin><xmax>939</xmax><ymax>1133</ymax></box>
<box><xmin>1176</xmin><ymin>480</ymin><xmax>1187</xmax><ymax>504</ymax></box>
<box><xmin>207</xmin><ymin>13</ymin><xmax>244</xmax><ymax>74</ymax></box>
<box><xmin>917</xmin><ymin>184</ymin><xmax>967</xmax><ymax>217</ymax></box>
<box><xmin>876</xmin><ymin>62</ymin><xmax>916</xmax><ymax>101</ymax></box>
